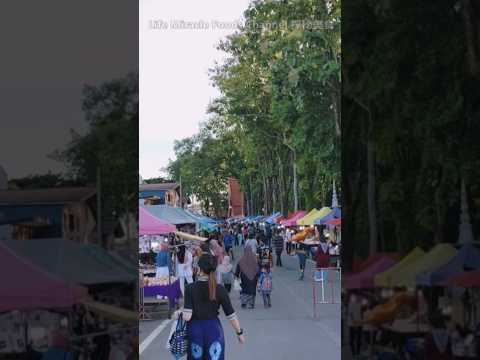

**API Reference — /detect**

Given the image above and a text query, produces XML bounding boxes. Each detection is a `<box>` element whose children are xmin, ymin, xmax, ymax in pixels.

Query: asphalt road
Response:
<box><xmin>140</xmin><ymin>247</ymin><xmax>341</xmax><ymax>360</ymax></box>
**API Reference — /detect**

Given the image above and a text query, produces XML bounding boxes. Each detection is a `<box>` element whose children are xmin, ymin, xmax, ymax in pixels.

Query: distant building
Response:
<box><xmin>0</xmin><ymin>187</ymin><xmax>97</xmax><ymax>243</ymax></box>
<box><xmin>227</xmin><ymin>178</ymin><xmax>245</xmax><ymax>218</ymax></box>
<box><xmin>139</xmin><ymin>182</ymin><xmax>180</xmax><ymax>207</ymax></box>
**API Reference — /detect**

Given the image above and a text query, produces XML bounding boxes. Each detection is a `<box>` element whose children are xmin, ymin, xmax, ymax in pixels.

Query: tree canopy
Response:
<box><xmin>168</xmin><ymin>0</ymin><xmax>341</xmax><ymax>217</ymax></box>
<box><xmin>53</xmin><ymin>72</ymin><xmax>139</xmax><ymax>219</ymax></box>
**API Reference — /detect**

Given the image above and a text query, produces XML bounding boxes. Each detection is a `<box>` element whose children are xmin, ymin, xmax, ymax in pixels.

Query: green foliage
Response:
<box><xmin>342</xmin><ymin>0</ymin><xmax>480</xmax><ymax>264</ymax></box>
<box><xmin>8</xmin><ymin>172</ymin><xmax>82</xmax><ymax>189</ymax></box>
<box><xmin>53</xmin><ymin>72</ymin><xmax>138</xmax><ymax>218</ymax></box>
<box><xmin>168</xmin><ymin>0</ymin><xmax>340</xmax><ymax>216</ymax></box>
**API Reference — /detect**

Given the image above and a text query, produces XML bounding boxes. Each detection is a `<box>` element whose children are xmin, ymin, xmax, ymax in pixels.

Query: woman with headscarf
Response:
<box><xmin>235</xmin><ymin>247</ymin><xmax>260</xmax><ymax>309</ymax></box>
<box><xmin>218</xmin><ymin>256</ymin><xmax>234</xmax><ymax>293</ymax></box>
<box><xmin>210</xmin><ymin>239</ymin><xmax>225</xmax><ymax>284</ymax></box>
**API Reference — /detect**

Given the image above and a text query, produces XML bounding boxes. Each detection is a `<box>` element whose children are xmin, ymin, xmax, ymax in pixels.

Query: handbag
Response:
<box><xmin>233</xmin><ymin>278</ymin><xmax>242</xmax><ymax>292</ymax></box>
<box><xmin>168</xmin><ymin>313</ymin><xmax>188</xmax><ymax>357</ymax></box>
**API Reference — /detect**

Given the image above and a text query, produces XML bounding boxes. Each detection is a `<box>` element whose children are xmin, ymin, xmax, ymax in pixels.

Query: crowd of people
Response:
<box><xmin>149</xmin><ymin>220</ymin><xmax>341</xmax><ymax>359</ymax></box>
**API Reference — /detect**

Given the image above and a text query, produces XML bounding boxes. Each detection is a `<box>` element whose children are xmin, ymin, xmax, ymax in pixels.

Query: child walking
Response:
<box><xmin>258</xmin><ymin>265</ymin><xmax>273</xmax><ymax>308</ymax></box>
<box><xmin>218</xmin><ymin>256</ymin><xmax>234</xmax><ymax>293</ymax></box>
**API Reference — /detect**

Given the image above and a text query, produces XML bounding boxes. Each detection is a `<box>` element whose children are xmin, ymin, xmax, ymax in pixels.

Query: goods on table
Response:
<box><xmin>139</xmin><ymin>264</ymin><xmax>156</xmax><ymax>275</ymax></box>
<box><xmin>142</xmin><ymin>276</ymin><xmax>177</xmax><ymax>287</ymax></box>
<box><xmin>292</xmin><ymin>228</ymin><xmax>314</xmax><ymax>242</ymax></box>
<box><xmin>363</xmin><ymin>292</ymin><xmax>414</xmax><ymax>326</ymax></box>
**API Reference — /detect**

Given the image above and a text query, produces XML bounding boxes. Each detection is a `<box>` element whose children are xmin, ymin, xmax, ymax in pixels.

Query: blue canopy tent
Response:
<box><xmin>184</xmin><ymin>210</ymin><xmax>219</xmax><ymax>232</ymax></box>
<box><xmin>265</xmin><ymin>212</ymin><xmax>282</xmax><ymax>224</ymax></box>
<box><xmin>140</xmin><ymin>204</ymin><xmax>197</xmax><ymax>225</ymax></box>
<box><xmin>255</xmin><ymin>215</ymin><xmax>268</xmax><ymax>222</ymax></box>
<box><xmin>416</xmin><ymin>243</ymin><xmax>480</xmax><ymax>286</ymax></box>
<box><xmin>314</xmin><ymin>207</ymin><xmax>341</xmax><ymax>225</ymax></box>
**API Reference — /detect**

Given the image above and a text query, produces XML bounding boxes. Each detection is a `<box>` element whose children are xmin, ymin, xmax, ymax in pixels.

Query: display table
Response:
<box><xmin>143</xmin><ymin>280</ymin><xmax>181</xmax><ymax>309</ymax></box>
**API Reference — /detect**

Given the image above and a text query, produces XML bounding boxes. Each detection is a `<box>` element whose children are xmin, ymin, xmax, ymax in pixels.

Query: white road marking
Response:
<box><xmin>139</xmin><ymin>319</ymin><xmax>171</xmax><ymax>354</ymax></box>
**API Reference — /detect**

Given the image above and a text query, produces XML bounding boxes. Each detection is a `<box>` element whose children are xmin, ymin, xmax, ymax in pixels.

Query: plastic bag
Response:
<box><xmin>233</xmin><ymin>278</ymin><xmax>242</xmax><ymax>292</ymax></box>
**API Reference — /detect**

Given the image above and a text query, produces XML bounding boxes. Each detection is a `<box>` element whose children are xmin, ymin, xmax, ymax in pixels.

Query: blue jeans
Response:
<box><xmin>297</xmin><ymin>252</ymin><xmax>307</xmax><ymax>270</ymax></box>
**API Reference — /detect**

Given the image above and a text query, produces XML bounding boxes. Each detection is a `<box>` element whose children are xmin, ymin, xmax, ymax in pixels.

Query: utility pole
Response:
<box><xmin>179</xmin><ymin>175</ymin><xmax>183</xmax><ymax>208</ymax></box>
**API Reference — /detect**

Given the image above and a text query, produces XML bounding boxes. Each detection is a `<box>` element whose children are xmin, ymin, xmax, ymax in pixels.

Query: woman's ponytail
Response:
<box><xmin>208</xmin><ymin>271</ymin><xmax>217</xmax><ymax>301</ymax></box>
<box><xmin>198</xmin><ymin>253</ymin><xmax>217</xmax><ymax>301</ymax></box>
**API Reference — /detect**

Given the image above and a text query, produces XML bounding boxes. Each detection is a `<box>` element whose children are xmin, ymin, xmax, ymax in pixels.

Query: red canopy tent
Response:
<box><xmin>326</xmin><ymin>218</ymin><xmax>341</xmax><ymax>226</ymax></box>
<box><xmin>344</xmin><ymin>256</ymin><xmax>396</xmax><ymax>289</ymax></box>
<box><xmin>0</xmin><ymin>242</ymin><xmax>88</xmax><ymax>312</ymax></box>
<box><xmin>445</xmin><ymin>269</ymin><xmax>480</xmax><ymax>287</ymax></box>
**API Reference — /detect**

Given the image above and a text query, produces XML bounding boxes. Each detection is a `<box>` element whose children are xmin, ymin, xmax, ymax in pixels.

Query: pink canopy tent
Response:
<box><xmin>0</xmin><ymin>242</ymin><xmax>88</xmax><ymax>312</ymax></box>
<box><xmin>344</xmin><ymin>256</ymin><xmax>396</xmax><ymax>289</ymax></box>
<box><xmin>139</xmin><ymin>207</ymin><xmax>176</xmax><ymax>235</ymax></box>
<box><xmin>280</xmin><ymin>211</ymin><xmax>306</xmax><ymax>227</ymax></box>
<box><xmin>445</xmin><ymin>269</ymin><xmax>480</xmax><ymax>287</ymax></box>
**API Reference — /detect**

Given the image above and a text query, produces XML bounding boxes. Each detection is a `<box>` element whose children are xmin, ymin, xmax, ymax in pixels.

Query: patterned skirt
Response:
<box><xmin>187</xmin><ymin>318</ymin><xmax>225</xmax><ymax>360</ymax></box>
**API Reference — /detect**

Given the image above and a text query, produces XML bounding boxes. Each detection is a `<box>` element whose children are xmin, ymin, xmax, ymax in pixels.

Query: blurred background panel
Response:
<box><xmin>0</xmin><ymin>1</ymin><xmax>138</xmax><ymax>359</ymax></box>
<box><xmin>342</xmin><ymin>1</ymin><xmax>480</xmax><ymax>359</ymax></box>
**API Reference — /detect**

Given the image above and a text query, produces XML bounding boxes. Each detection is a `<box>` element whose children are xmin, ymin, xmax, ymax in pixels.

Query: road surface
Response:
<box><xmin>140</xmin><ymin>247</ymin><xmax>341</xmax><ymax>360</ymax></box>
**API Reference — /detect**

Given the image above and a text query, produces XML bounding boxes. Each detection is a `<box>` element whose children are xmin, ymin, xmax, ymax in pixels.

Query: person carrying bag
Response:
<box><xmin>167</xmin><ymin>312</ymin><xmax>188</xmax><ymax>359</ymax></box>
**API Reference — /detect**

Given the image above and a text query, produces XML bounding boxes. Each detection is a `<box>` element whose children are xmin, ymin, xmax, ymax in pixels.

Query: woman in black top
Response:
<box><xmin>182</xmin><ymin>254</ymin><xmax>244</xmax><ymax>360</ymax></box>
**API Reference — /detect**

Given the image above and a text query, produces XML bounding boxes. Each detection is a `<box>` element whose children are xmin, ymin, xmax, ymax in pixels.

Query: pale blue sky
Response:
<box><xmin>139</xmin><ymin>0</ymin><xmax>251</xmax><ymax>179</ymax></box>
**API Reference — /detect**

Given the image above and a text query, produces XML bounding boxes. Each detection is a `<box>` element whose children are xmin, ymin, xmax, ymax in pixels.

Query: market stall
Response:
<box><xmin>280</xmin><ymin>211</ymin><xmax>306</xmax><ymax>227</ymax></box>
<box><xmin>388</xmin><ymin>243</ymin><xmax>457</xmax><ymax>287</ymax></box>
<box><xmin>375</xmin><ymin>247</ymin><xmax>426</xmax><ymax>288</ymax></box>
<box><xmin>344</xmin><ymin>256</ymin><xmax>396</xmax><ymax>289</ymax></box>
<box><xmin>0</xmin><ymin>242</ymin><xmax>88</xmax><ymax>355</ymax></box>
<box><xmin>417</xmin><ymin>243</ymin><xmax>480</xmax><ymax>286</ymax></box>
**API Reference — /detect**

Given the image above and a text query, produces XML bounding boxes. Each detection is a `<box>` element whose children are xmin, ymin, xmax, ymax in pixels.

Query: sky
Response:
<box><xmin>0</xmin><ymin>0</ymin><xmax>137</xmax><ymax>179</ymax></box>
<box><xmin>139</xmin><ymin>0</ymin><xmax>252</xmax><ymax>180</ymax></box>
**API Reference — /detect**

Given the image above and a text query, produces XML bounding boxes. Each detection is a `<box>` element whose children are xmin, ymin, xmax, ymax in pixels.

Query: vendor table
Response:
<box><xmin>143</xmin><ymin>280</ymin><xmax>181</xmax><ymax>310</ymax></box>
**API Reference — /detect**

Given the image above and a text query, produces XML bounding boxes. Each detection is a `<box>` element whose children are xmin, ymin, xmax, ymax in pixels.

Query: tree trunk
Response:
<box><xmin>278</xmin><ymin>153</ymin><xmax>285</xmax><ymax>215</ymax></box>
<box><xmin>249</xmin><ymin>177</ymin><xmax>254</xmax><ymax>215</ymax></box>
<box><xmin>461</xmin><ymin>0</ymin><xmax>480</xmax><ymax>78</ymax></box>
<box><xmin>367</xmin><ymin>108</ymin><xmax>378</xmax><ymax>255</ymax></box>
<box><xmin>332</xmin><ymin>92</ymin><xmax>341</xmax><ymax>139</ymax></box>
<box><xmin>292</xmin><ymin>150</ymin><xmax>299</xmax><ymax>212</ymax></box>
<box><xmin>434</xmin><ymin>168</ymin><xmax>446</xmax><ymax>244</ymax></box>
<box><xmin>263</xmin><ymin>174</ymin><xmax>268</xmax><ymax>215</ymax></box>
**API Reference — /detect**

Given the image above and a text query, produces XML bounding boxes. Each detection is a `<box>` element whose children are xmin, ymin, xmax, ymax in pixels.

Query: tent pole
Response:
<box><xmin>416</xmin><ymin>287</ymin><xmax>420</xmax><ymax>333</ymax></box>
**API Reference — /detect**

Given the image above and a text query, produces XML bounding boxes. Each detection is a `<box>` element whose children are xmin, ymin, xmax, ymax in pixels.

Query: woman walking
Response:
<box><xmin>176</xmin><ymin>245</ymin><xmax>194</xmax><ymax>296</ymax></box>
<box><xmin>182</xmin><ymin>254</ymin><xmax>245</xmax><ymax>360</ymax></box>
<box><xmin>296</xmin><ymin>242</ymin><xmax>309</xmax><ymax>280</ymax></box>
<box><xmin>235</xmin><ymin>247</ymin><xmax>259</xmax><ymax>309</ymax></box>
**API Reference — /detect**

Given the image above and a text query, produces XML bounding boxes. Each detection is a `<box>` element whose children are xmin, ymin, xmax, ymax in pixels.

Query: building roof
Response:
<box><xmin>0</xmin><ymin>187</ymin><xmax>96</xmax><ymax>206</ymax></box>
<box><xmin>139</xmin><ymin>182</ymin><xmax>179</xmax><ymax>191</ymax></box>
